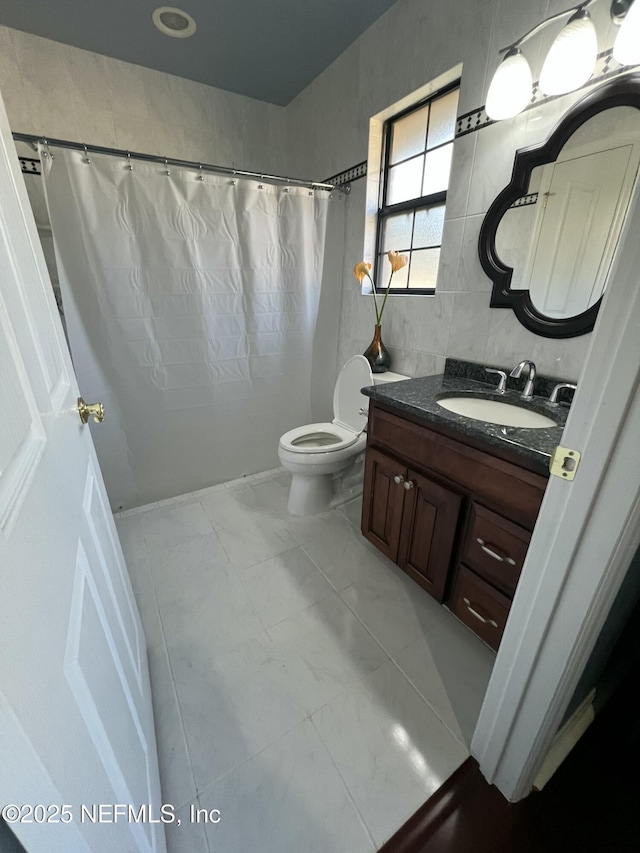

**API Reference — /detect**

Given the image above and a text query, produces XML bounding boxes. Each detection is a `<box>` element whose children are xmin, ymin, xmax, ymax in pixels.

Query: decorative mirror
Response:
<box><xmin>479</xmin><ymin>75</ymin><xmax>640</xmax><ymax>338</ymax></box>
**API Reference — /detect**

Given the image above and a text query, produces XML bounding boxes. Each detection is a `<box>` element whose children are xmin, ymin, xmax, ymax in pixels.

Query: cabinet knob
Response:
<box><xmin>393</xmin><ymin>474</ymin><xmax>404</xmax><ymax>485</ymax></box>
<box><xmin>403</xmin><ymin>480</ymin><xmax>414</xmax><ymax>490</ymax></box>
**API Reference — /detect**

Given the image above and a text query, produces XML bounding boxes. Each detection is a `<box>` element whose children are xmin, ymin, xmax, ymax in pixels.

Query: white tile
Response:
<box><xmin>137</xmin><ymin>502</ymin><xmax>214</xmax><ymax>552</ymax></box>
<box><xmin>148</xmin><ymin>646</ymin><xmax>197</xmax><ymax>810</ymax></box>
<box><xmin>200</xmin><ymin>487</ymin><xmax>297</xmax><ymax>569</ymax></box>
<box><xmin>268</xmin><ymin>593</ymin><xmax>388</xmax><ymax>713</ymax></box>
<box><xmin>152</xmin><ymin>536</ymin><xmax>263</xmax><ymax>654</ymax></box>
<box><xmin>240</xmin><ymin>547</ymin><xmax>334</xmax><ymax>629</ymax></box>
<box><xmin>198</xmin><ymin>720</ymin><xmax>374</xmax><ymax>853</ymax></box>
<box><xmin>115</xmin><ymin>515</ymin><xmax>148</xmax><ymax>562</ymax></box>
<box><xmin>169</xmin><ymin>633</ymin><xmax>308</xmax><ymax>792</ymax></box>
<box><xmin>313</xmin><ymin>660</ymin><xmax>468</xmax><ymax>847</ymax></box>
<box><xmin>283</xmin><ymin>507</ymin><xmax>353</xmax><ymax>546</ymax></box>
<box><xmin>125</xmin><ymin>556</ymin><xmax>164</xmax><ymax>651</ymax></box>
<box><xmin>300</xmin><ymin>524</ymin><xmax>395</xmax><ymax>592</ymax></box>
<box><xmin>340</xmin><ymin>560</ymin><xmax>450</xmax><ymax>656</ymax></box>
<box><xmin>393</xmin><ymin>617</ymin><xmax>495</xmax><ymax>747</ymax></box>
<box><xmin>165</xmin><ymin>801</ymin><xmax>209</xmax><ymax>853</ymax></box>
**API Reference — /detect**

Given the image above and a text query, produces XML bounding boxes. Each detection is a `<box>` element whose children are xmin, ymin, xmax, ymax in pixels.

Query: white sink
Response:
<box><xmin>436</xmin><ymin>396</ymin><xmax>556</xmax><ymax>429</ymax></box>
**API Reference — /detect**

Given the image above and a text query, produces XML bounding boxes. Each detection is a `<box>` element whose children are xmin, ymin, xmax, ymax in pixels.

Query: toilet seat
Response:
<box><xmin>279</xmin><ymin>356</ymin><xmax>373</xmax><ymax>455</ymax></box>
<box><xmin>279</xmin><ymin>422</ymin><xmax>359</xmax><ymax>454</ymax></box>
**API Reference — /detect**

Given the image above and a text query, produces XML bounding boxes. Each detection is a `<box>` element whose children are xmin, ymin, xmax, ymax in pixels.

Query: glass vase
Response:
<box><xmin>363</xmin><ymin>324</ymin><xmax>391</xmax><ymax>373</ymax></box>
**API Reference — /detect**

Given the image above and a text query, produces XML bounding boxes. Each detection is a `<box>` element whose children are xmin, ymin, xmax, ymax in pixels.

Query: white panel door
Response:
<box><xmin>0</xmin><ymin>92</ymin><xmax>165</xmax><ymax>852</ymax></box>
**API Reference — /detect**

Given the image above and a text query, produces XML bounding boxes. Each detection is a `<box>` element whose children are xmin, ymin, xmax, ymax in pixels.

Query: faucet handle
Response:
<box><xmin>484</xmin><ymin>368</ymin><xmax>508</xmax><ymax>393</ymax></box>
<box><xmin>548</xmin><ymin>383</ymin><xmax>577</xmax><ymax>405</ymax></box>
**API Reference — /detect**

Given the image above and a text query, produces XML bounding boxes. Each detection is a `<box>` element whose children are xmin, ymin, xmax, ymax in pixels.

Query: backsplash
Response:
<box><xmin>444</xmin><ymin>358</ymin><xmax>574</xmax><ymax>401</ymax></box>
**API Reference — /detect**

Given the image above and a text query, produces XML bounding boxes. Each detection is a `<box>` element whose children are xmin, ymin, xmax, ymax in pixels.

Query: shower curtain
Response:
<box><xmin>42</xmin><ymin>148</ymin><xmax>329</xmax><ymax>509</ymax></box>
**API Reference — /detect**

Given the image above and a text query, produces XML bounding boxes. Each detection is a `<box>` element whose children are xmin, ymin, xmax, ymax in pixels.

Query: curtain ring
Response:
<box><xmin>83</xmin><ymin>144</ymin><xmax>91</xmax><ymax>164</ymax></box>
<box><xmin>197</xmin><ymin>164</ymin><xmax>204</xmax><ymax>181</ymax></box>
<box><xmin>41</xmin><ymin>138</ymin><xmax>54</xmax><ymax>160</ymax></box>
<box><xmin>126</xmin><ymin>152</ymin><xmax>133</xmax><ymax>171</ymax></box>
<box><xmin>164</xmin><ymin>158</ymin><xmax>171</xmax><ymax>176</ymax></box>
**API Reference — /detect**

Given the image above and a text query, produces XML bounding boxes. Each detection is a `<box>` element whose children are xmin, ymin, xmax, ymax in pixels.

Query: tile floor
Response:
<box><xmin>116</xmin><ymin>469</ymin><xmax>495</xmax><ymax>853</ymax></box>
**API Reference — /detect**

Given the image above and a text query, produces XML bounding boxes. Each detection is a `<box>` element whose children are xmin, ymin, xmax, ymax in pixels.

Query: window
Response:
<box><xmin>375</xmin><ymin>83</ymin><xmax>459</xmax><ymax>294</ymax></box>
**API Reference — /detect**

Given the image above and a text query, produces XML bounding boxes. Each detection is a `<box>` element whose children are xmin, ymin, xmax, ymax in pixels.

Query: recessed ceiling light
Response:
<box><xmin>152</xmin><ymin>7</ymin><xmax>197</xmax><ymax>38</ymax></box>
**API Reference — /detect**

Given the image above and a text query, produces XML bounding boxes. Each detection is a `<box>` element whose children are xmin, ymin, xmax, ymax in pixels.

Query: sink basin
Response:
<box><xmin>436</xmin><ymin>396</ymin><xmax>556</xmax><ymax>429</ymax></box>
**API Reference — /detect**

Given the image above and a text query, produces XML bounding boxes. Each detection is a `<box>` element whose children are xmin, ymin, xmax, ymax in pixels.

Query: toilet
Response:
<box><xmin>278</xmin><ymin>355</ymin><xmax>409</xmax><ymax>515</ymax></box>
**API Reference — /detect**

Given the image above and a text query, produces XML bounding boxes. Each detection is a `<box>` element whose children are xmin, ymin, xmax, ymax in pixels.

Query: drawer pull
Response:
<box><xmin>403</xmin><ymin>480</ymin><xmax>414</xmax><ymax>490</ymax></box>
<box><xmin>476</xmin><ymin>538</ymin><xmax>516</xmax><ymax>565</ymax></box>
<box><xmin>393</xmin><ymin>474</ymin><xmax>405</xmax><ymax>485</ymax></box>
<box><xmin>463</xmin><ymin>597</ymin><xmax>498</xmax><ymax>628</ymax></box>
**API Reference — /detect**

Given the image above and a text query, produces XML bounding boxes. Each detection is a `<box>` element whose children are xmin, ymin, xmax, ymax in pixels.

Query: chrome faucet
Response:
<box><xmin>510</xmin><ymin>360</ymin><xmax>536</xmax><ymax>400</ymax></box>
<box><xmin>548</xmin><ymin>382</ymin><xmax>577</xmax><ymax>405</ymax></box>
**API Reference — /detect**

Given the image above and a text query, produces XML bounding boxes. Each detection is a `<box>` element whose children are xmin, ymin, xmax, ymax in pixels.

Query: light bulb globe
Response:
<box><xmin>539</xmin><ymin>10</ymin><xmax>598</xmax><ymax>96</ymax></box>
<box><xmin>486</xmin><ymin>49</ymin><xmax>533</xmax><ymax>121</ymax></box>
<box><xmin>614</xmin><ymin>0</ymin><xmax>640</xmax><ymax>65</ymax></box>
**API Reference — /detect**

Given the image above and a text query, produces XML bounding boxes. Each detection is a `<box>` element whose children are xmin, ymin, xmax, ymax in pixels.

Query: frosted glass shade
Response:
<box><xmin>486</xmin><ymin>49</ymin><xmax>533</xmax><ymax>121</ymax></box>
<box><xmin>539</xmin><ymin>11</ymin><xmax>597</xmax><ymax>96</ymax></box>
<box><xmin>614</xmin><ymin>0</ymin><xmax>640</xmax><ymax>65</ymax></box>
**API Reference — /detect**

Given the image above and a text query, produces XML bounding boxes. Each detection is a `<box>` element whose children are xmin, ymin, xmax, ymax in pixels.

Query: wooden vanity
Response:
<box><xmin>361</xmin><ymin>401</ymin><xmax>549</xmax><ymax>651</ymax></box>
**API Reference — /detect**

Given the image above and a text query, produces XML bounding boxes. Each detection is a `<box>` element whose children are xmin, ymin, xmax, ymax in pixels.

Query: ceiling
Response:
<box><xmin>0</xmin><ymin>0</ymin><xmax>402</xmax><ymax>105</ymax></box>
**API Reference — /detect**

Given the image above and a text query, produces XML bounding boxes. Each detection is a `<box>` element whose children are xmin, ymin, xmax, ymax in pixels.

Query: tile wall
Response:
<box><xmin>286</xmin><ymin>0</ymin><xmax>631</xmax><ymax>395</ymax></box>
<box><xmin>0</xmin><ymin>24</ymin><xmax>287</xmax><ymax>177</ymax></box>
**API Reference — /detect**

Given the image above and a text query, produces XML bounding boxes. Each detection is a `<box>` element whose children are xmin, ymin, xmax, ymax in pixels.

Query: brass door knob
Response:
<box><xmin>78</xmin><ymin>397</ymin><xmax>105</xmax><ymax>424</ymax></box>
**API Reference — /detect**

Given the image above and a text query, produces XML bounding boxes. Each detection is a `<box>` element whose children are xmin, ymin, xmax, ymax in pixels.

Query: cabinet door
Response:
<box><xmin>361</xmin><ymin>447</ymin><xmax>406</xmax><ymax>562</ymax></box>
<box><xmin>397</xmin><ymin>469</ymin><xmax>463</xmax><ymax>601</ymax></box>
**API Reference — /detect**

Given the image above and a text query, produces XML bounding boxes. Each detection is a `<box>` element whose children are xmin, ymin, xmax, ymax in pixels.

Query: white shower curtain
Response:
<box><xmin>42</xmin><ymin>148</ymin><xmax>328</xmax><ymax>509</ymax></box>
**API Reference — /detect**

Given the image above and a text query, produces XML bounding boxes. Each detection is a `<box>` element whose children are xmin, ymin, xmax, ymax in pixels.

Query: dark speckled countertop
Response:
<box><xmin>361</xmin><ymin>360</ymin><xmax>571</xmax><ymax>472</ymax></box>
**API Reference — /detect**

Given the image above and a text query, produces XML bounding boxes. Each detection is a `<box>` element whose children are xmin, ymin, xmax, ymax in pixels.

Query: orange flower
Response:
<box><xmin>387</xmin><ymin>251</ymin><xmax>408</xmax><ymax>272</ymax></box>
<box><xmin>353</xmin><ymin>261</ymin><xmax>372</xmax><ymax>282</ymax></box>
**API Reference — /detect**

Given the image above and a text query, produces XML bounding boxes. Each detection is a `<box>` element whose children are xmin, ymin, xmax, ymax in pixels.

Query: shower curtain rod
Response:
<box><xmin>11</xmin><ymin>132</ymin><xmax>336</xmax><ymax>191</ymax></box>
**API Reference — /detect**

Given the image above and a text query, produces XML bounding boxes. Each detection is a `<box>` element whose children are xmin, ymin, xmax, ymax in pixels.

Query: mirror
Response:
<box><xmin>479</xmin><ymin>76</ymin><xmax>640</xmax><ymax>338</ymax></box>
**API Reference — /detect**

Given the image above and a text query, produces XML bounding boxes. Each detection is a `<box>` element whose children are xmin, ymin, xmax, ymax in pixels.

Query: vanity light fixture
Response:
<box><xmin>485</xmin><ymin>0</ymin><xmax>639</xmax><ymax>121</ymax></box>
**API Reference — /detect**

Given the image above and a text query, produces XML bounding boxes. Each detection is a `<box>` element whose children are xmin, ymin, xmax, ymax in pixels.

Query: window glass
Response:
<box><xmin>375</xmin><ymin>83</ymin><xmax>459</xmax><ymax>293</ymax></box>
<box><xmin>390</xmin><ymin>106</ymin><xmax>428</xmax><ymax>164</ymax></box>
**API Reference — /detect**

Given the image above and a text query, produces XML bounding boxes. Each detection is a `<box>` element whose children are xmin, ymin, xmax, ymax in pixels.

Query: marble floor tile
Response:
<box><xmin>115</xmin><ymin>515</ymin><xmax>148</xmax><ymax>562</ymax></box>
<box><xmin>338</xmin><ymin>495</ymin><xmax>363</xmax><ymax>529</ymax></box>
<box><xmin>198</xmin><ymin>720</ymin><xmax>374</xmax><ymax>853</ymax></box>
<box><xmin>125</xmin><ymin>556</ymin><xmax>164</xmax><ymax>651</ymax></box>
<box><xmin>283</xmin><ymin>506</ymin><xmax>353</xmax><ymax>546</ymax></box>
<box><xmin>300</xmin><ymin>523</ymin><xmax>396</xmax><ymax>592</ymax></box>
<box><xmin>169</xmin><ymin>633</ymin><xmax>308</xmax><ymax>792</ymax></box>
<box><xmin>136</xmin><ymin>502</ymin><xmax>215</xmax><ymax>551</ymax></box>
<box><xmin>157</xmin><ymin>555</ymin><xmax>264</xmax><ymax>657</ymax></box>
<box><xmin>165</xmin><ymin>801</ymin><xmax>209</xmax><ymax>853</ymax></box>
<box><xmin>267</xmin><ymin>593</ymin><xmax>388</xmax><ymax>713</ymax></box>
<box><xmin>200</xmin><ymin>486</ymin><xmax>297</xmax><ymax>569</ymax></box>
<box><xmin>147</xmin><ymin>645</ymin><xmax>196</xmax><ymax>810</ymax></box>
<box><xmin>239</xmin><ymin>546</ymin><xmax>334</xmax><ymax>629</ymax></box>
<box><xmin>393</xmin><ymin>616</ymin><xmax>495</xmax><ymax>747</ymax></box>
<box><xmin>340</xmin><ymin>560</ymin><xmax>451</xmax><ymax>656</ymax></box>
<box><xmin>313</xmin><ymin>660</ymin><xmax>468</xmax><ymax>848</ymax></box>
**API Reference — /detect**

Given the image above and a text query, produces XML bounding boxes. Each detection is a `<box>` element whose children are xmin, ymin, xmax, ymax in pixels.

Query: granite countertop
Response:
<box><xmin>361</xmin><ymin>370</ymin><xmax>570</xmax><ymax>471</ymax></box>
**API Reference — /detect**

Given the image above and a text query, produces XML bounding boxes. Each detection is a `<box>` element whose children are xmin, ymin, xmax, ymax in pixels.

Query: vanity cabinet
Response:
<box><xmin>361</xmin><ymin>402</ymin><xmax>548</xmax><ymax>650</ymax></box>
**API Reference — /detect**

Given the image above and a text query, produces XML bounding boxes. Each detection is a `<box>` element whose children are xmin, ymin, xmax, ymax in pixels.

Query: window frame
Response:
<box><xmin>374</xmin><ymin>80</ymin><xmax>460</xmax><ymax>296</ymax></box>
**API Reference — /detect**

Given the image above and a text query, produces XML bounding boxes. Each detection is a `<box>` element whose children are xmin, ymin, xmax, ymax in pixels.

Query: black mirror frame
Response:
<box><xmin>479</xmin><ymin>75</ymin><xmax>640</xmax><ymax>339</ymax></box>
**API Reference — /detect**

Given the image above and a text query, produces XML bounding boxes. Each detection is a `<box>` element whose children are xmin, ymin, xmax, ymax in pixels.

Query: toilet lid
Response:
<box><xmin>333</xmin><ymin>355</ymin><xmax>373</xmax><ymax>432</ymax></box>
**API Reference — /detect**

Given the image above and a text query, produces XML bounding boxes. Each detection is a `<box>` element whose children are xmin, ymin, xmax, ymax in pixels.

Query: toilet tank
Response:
<box><xmin>372</xmin><ymin>371</ymin><xmax>410</xmax><ymax>385</ymax></box>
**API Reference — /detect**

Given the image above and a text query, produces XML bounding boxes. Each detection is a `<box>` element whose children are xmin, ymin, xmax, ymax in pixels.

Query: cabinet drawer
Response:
<box><xmin>449</xmin><ymin>566</ymin><xmax>510</xmax><ymax>650</ymax></box>
<box><xmin>463</xmin><ymin>505</ymin><xmax>529</xmax><ymax>596</ymax></box>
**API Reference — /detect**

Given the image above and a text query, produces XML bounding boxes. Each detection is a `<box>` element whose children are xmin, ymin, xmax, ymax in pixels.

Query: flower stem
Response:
<box><xmin>377</xmin><ymin>269</ymin><xmax>395</xmax><ymax>324</ymax></box>
<box><xmin>366</xmin><ymin>272</ymin><xmax>381</xmax><ymax>324</ymax></box>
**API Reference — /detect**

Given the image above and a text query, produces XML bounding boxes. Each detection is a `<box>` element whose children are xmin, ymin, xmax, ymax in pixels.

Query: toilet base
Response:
<box><xmin>287</xmin><ymin>472</ymin><xmax>334</xmax><ymax>516</ymax></box>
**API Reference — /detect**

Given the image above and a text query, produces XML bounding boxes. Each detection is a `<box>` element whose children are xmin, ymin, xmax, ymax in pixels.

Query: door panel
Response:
<box><xmin>398</xmin><ymin>469</ymin><xmax>463</xmax><ymax>601</ymax></box>
<box><xmin>361</xmin><ymin>446</ymin><xmax>405</xmax><ymax>561</ymax></box>
<box><xmin>0</xmin><ymin>88</ymin><xmax>164</xmax><ymax>852</ymax></box>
